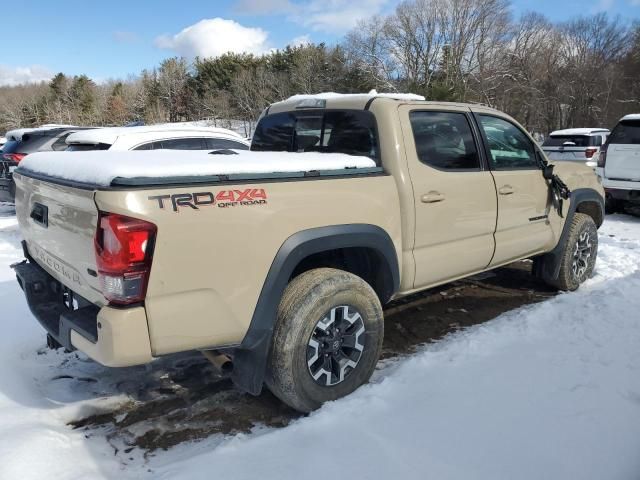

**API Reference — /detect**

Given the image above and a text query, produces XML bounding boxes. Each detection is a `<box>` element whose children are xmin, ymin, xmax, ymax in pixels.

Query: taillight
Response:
<box><xmin>2</xmin><ymin>153</ymin><xmax>26</xmax><ymax>163</ymax></box>
<box><xmin>585</xmin><ymin>147</ymin><xmax>598</xmax><ymax>159</ymax></box>
<box><xmin>597</xmin><ymin>145</ymin><xmax>607</xmax><ymax>168</ymax></box>
<box><xmin>94</xmin><ymin>212</ymin><xmax>157</xmax><ymax>305</ymax></box>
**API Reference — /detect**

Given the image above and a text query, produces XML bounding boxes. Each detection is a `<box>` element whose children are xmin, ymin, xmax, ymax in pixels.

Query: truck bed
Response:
<box><xmin>17</xmin><ymin>150</ymin><xmax>380</xmax><ymax>188</ymax></box>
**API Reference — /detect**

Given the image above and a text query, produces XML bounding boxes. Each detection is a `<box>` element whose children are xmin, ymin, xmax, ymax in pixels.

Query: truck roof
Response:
<box><xmin>549</xmin><ymin>128</ymin><xmax>609</xmax><ymax>136</ymax></box>
<box><xmin>267</xmin><ymin>91</ymin><xmax>503</xmax><ymax>116</ymax></box>
<box><xmin>66</xmin><ymin>124</ymin><xmax>247</xmax><ymax>149</ymax></box>
<box><xmin>620</xmin><ymin>114</ymin><xmax>640</xmax><ymax>122</ymax></box>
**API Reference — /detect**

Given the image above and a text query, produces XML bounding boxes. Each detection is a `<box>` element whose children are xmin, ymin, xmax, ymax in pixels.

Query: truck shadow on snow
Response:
<box><xmin>58</xmin><ymin>261</ymin><xmax>554</xmax><ymax>457</ymax></box>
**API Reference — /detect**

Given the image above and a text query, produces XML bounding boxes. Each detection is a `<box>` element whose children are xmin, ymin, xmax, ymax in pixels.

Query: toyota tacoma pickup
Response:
<box><xmin>11</xmin><ymin>94</ymin><xmax>604</xmax><ymax>412</ymax></box>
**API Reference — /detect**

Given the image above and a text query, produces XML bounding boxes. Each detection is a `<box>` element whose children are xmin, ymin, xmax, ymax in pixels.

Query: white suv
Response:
<box><xmin>542</xmin><ymin>128</ymin><xmax>609</xmax><ymax>168</ymax></box>
<box><xmin>597</xmin><ymin>115</ymin><xmax>640</xmax><ymax>213</ymax></box>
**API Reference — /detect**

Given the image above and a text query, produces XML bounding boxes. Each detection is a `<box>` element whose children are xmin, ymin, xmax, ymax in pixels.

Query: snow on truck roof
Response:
<box><xmin>549</xmin><ymin>128</ymin><xmax>609</xmax><ymax>136</ymax></box>
<box><xmin>66</xmin><ymin>124</ymin><xmax>247</xmax><ymax>147</ymax></box>
<box><xmin>286</xmin><ymin>90</ymin><xmax>426</xmax><ymax>102</ymax></box>
<box><xmin>18</xmin><ymin>150</ymin><xmax>377</xmax><ymax>187</ymax></box>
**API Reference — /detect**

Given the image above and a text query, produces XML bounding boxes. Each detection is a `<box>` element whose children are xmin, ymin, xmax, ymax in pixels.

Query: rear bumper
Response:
<box><xmin>13</xmin><ymin>255</ymin><xmax>153</xmax><ymax>367</ymax></box>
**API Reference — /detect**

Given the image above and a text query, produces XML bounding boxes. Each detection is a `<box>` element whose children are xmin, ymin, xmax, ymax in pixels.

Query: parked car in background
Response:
<box><xmin>0</xmin><ymin>125</ymin><xmax>94</xmax><ymax>203</ymax></box>
<box><xmin>542</xmin><ymin>128</ymin><xmax>609</xmax><ymax>168</ymax></box>
<box><xmin>596</xmin><ymin>114</ymin><xmax>640</xmax><ymax>213</ymax></box>
<box><xmin>65</xmin><ymin>124</ymin><xmax>250</xmax><ymax>152</ymax></box>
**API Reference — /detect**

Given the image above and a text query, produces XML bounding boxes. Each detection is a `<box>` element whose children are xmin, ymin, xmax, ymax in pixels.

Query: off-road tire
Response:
<box><xmin>266</xmin><ymin>268</ymin><xmax>384</xmax><ymax>413</ymax></box>
<box><xmin>547</xmin><ymin>213</ymin><xmax>598</xmax><ymax>291</ymax></box>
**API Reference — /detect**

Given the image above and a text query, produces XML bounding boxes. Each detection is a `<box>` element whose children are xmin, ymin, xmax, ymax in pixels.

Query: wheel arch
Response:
<box><xmin>231</xmin><ymin>224</ymin><xmax>400</xmax><ymax>395</ymax></box>
<box><xmin>536</xmin><ymin>187</ymin><xmax>604</xmax><ymax>282</ymax></box>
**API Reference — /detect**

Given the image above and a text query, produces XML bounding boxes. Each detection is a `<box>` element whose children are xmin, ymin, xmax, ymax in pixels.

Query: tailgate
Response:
<box><xmin>14</xmin><ymin>172</ymin><xmax>104</xmax><ymax>305</ymax></box>
<box><xmin>605</xmin><ymin>145</ymin><xmax>640</xmax><ymax>181</ymax></box>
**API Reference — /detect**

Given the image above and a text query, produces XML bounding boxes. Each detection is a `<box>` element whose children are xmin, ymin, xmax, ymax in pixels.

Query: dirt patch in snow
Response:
<box><xmin>66</xmin><ymin>260</ymin><xmax>555</xmax><ymax>455</ymax></box>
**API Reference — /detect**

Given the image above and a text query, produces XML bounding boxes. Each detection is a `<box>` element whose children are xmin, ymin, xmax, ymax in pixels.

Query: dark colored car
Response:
<box><xmin>0</xmin><ymin>126</ymin><xmax>92</xmax><ymax>203</ymax></box>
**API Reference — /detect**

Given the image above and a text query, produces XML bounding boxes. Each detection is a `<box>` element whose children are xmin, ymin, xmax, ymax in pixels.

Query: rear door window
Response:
<box><xmin>159</xmin><ymin>138</ymin><xmax>207</xmax><ymax>150</ymax></box>
<box><xmin>409</xmin><ymin>111</ymin><xmax>480</xmax><ymax>170</ymax></box>
<box><xmin>609</xmin><ymin>120</ymin><xmax>640</xmax><ymax>144</ymax></box>
<box><xmin>206</xmin><ymin>138</ymin><xmax>250</xmax><ymax>150</ymax></box>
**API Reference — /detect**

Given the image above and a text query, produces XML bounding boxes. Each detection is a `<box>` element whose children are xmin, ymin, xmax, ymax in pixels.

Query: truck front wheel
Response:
<box><xmin>266</xmin><ymin>268</ymin><xmax>384</xmax><ymax>413</ymax></box>
<box><xmin>547</xmin><ymin>213</ymin><xmax>598</xmax><ymax>291</ymax></box>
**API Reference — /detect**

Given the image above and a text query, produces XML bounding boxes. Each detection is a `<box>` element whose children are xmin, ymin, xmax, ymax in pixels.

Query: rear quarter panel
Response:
<box><xmin>94</xmin><ymin>175</ymin><xmax>401</xmax><ymax>356</ymax></box>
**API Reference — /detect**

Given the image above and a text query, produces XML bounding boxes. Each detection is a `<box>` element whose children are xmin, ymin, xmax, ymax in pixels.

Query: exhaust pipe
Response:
<box><xmin>202</xmin><ymin>350</ymin><xmax>233</xmax><ymax>374</ymax></box>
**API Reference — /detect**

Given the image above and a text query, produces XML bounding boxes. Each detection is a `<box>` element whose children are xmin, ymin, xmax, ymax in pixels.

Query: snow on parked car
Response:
<box><xmin>0</xmin><ymin>125</ymin><xmax>96</xmax><ymax>203</ymax></box>
<box><xmin>64</xmin><ymin>123</ymin><xmax>250</xmax><ymax>152</ymax></box>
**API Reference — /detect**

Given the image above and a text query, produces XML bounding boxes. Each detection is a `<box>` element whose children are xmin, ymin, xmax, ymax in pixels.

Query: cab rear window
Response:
<box><xmin>609</xmin><ymin>120</ymin><xmax>640</xmax><ymax>144</ymax></box>
<box><xmin>251</xmin><ymin>110</ymin><xmax>380</xmax><ymax>162</ymax></box>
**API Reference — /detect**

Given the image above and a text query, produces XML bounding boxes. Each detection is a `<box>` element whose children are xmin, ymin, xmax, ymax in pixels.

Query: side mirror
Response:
<box><xmin>543</xmin><ymin>164</ymin><xmax>555</xmax><ymax>180</ymax></box>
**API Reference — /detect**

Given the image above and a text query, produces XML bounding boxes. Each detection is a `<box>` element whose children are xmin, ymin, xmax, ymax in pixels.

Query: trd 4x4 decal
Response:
<box><xmin>149</xmin><ymin>188</ymin><xmax>267</xmax><ymax>212</ymax></box>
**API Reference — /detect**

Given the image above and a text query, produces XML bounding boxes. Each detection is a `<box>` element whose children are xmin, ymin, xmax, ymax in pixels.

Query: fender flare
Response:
<box><xmin>231</xmin><ymin>224</ymin><xmax>400</xmax><ymax>395</ymax></box>
<box><xmin>537</xmin><ymin>187</ymin><xmax>604</xmax><ymax>281</ymax></box>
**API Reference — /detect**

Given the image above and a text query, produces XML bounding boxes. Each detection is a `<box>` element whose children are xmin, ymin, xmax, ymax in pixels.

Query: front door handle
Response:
<box><xmin>421</xmin><ymin>191</ymin><xmax>445</xmax><ymax>203</ymax></box>
<box><xmin>498</xmin><ymin>185</ymin><xmax>514</xmax><ymax>195</ymax></box>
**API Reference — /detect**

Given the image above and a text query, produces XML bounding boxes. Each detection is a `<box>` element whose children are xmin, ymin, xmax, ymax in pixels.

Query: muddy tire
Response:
<box><xmin>547</xmin><ymin>213</ymin><xmax>598</xmax><ymax>291</ymax></box>
<box><xmin>266</xmin><ymin>268</ymin><xmax>384</xmax><ymax>413</ymax></box>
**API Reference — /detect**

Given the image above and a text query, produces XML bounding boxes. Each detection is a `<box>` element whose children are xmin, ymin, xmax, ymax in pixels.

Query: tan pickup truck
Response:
<box><xmin>11</xmin><ymin>94</ymin><xmax>604</xmax><ymax>412</ymax></box>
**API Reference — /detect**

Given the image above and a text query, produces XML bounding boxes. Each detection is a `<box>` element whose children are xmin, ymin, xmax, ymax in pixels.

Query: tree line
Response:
<box><xmin>1</xmin><ymin>0</ymin><xmax>639</xmax><ymax>137</ymax></box>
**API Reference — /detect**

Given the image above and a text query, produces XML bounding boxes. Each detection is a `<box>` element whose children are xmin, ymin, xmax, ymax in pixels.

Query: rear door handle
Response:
<box><xmin>498</xmin><ymin>185</ymin><xmax>514</xmax><ymax>195</ymax></box>
<box><xmin>421</xmin><ymin>191</ymin><xmax>445</xmax><ymax>203</ymax></box>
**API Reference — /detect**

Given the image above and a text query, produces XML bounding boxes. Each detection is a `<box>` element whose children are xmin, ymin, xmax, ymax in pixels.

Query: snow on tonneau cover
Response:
<box><xmin>13</xmin><ymin>150</ymin><xmax>377</xmax><ymax>305</ymax></box>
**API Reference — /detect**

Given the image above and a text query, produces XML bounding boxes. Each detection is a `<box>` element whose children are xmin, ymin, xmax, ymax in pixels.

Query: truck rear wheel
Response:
<box><xmin>266</xmin><ymin>268</ymin><xmax>384</xmax><ymax>413</ymax></box>
<box><xmin>548</xmin><ymin>213</ymin><xmax>598</xmax><ymax>291</ymax></box>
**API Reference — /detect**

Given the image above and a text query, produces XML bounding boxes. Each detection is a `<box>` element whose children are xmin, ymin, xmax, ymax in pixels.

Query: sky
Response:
<box><xmin>1</xmin><ymin>0</ymin><xmax>640</xmax><ymax>86</ymax></box>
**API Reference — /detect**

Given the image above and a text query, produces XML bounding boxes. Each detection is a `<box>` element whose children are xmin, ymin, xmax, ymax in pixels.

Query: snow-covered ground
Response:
<box><xmin>1</xmin><ymin>206</ymin><xmax>640</xmax><ymax>479</ymax></box>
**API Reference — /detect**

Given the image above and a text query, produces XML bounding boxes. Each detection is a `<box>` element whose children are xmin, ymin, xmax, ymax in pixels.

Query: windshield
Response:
<box><xmin>542</xmin><ymin>135</ymin><xmax>598</xmax><ymax>147</ymax></box>
<box><xmin>251</xmin><ymin>110</ymin><xmax>379</xmax><ymax>162</ymax></box>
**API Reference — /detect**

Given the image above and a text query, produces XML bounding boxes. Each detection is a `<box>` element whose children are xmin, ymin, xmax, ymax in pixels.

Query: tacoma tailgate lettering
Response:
<box><xmin>148</xmin><ymin>189</ymin><xmax>268</xmax><ymax>212</ymax></box>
